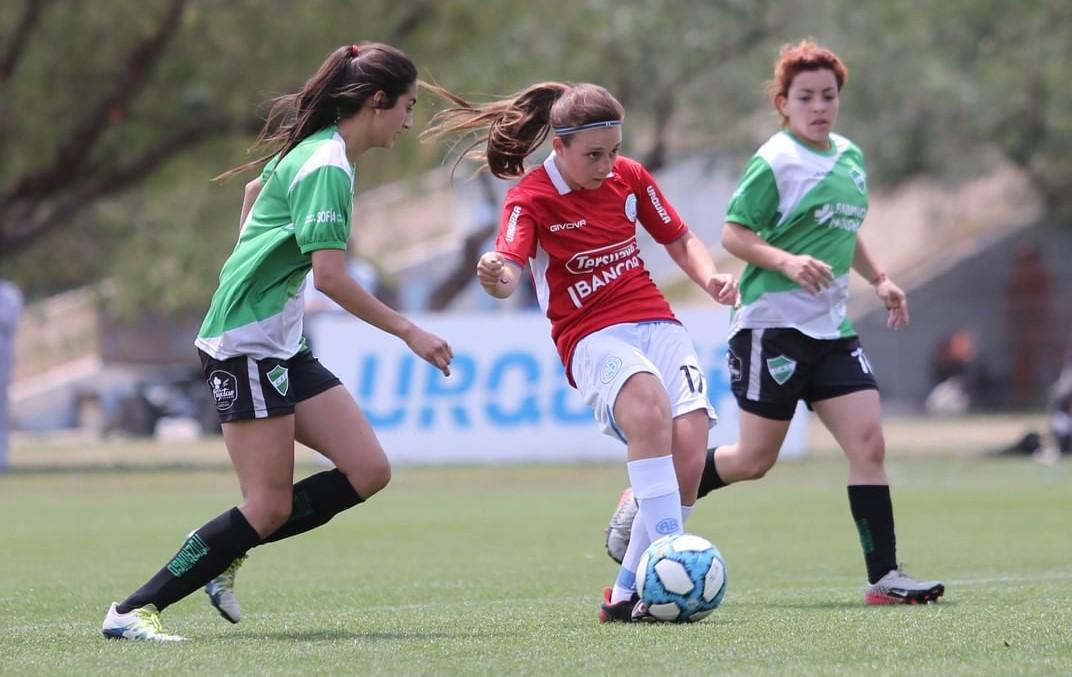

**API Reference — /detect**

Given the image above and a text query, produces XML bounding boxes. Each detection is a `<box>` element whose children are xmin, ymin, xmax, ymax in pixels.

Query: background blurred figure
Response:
<box><xmin>0</xmin><ymin>280</ymin><xmax>22</xmax><ymax>472</ymax></box>
<box><xmin>1005</xmin><ymin>244</ymin><xmax>1064</xmax><ymax>409</ymax></box>
<box><xmin>925</xmin><ymin>329</ymin><xmax>993</xmax><ymax>415</ymax></box>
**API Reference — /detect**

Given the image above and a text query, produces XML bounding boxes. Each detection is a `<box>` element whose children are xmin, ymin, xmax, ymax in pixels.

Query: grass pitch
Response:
<box><xmin>1</xmin><ymin>450</ymin><xmax>1069</xmax><ymax>676</ymax></box>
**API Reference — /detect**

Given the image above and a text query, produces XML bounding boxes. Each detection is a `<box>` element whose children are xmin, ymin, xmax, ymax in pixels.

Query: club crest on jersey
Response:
<box><xmin>208</xmin><ymin>370</ymin><xmax>238</xmax><ymax>411</ymax></box>
<box><xmin>267</xmin><ymin>365</ymin><xmax>290</xmax><ymax>397</ymax></box>
<box><xmin>600</xmin><ymin>356</ymin><xmax>623</xmax><ymax>384</ymax></box>
<box><xmin>766</xmin><ymin>355</ymin><xmax>797</xmax><ymax>386</ymax></box>
<box><xmin>849</xmin><ymin>165</ymin><xmax>867</xmax><ymax>194</ymax></box>
<box><xmin>624</xmin><ymin>193</ymin><xmax>638</xmax><ymax>223</ymax></box>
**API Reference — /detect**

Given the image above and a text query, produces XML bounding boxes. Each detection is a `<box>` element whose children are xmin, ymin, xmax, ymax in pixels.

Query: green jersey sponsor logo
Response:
<box><xmin>267</xmin><ymin>365</ymin><xmax>290</xmax><ymax>397</ymax></box>
<box><xmin>766</xmin><ymin>355</ymin><xmax>797</xmax><ymax>385</ymax></box>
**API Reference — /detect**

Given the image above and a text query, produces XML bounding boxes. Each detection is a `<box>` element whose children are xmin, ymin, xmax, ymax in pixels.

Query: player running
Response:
<box><xmin>604</xmin><ymin>40</ymin><xmax>944</xmax><ymax>606</ymax></box>
<box><xmin>101</xmin><ymin>43</ymin><xmax>453</xmax><ymax>640</ymax></box>
<box><xmin>423</xmin><ymin>81</ymin><xmax>738</xmax><ymax>622</ymax></box>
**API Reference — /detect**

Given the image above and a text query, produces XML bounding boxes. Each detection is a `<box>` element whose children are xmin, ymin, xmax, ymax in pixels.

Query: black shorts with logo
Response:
<box><xmin>726</xmin><ymin>328</ymin><xmax>879</xmax><ymax>421</ymax></box>
<box><xmin>198</xmin><ymin>349</ymin><xmax>343</xmax><ymax>424</ymax></box>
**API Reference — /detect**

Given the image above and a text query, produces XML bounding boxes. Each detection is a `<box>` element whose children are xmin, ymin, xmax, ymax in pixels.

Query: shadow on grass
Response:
<box><xmin>232</xmin><ymin>629</ymin><xmax>519</xmax><ymax>642</ymax></box>
<box><xmin>764</xmin><ymin>599</ymin><xmax>958</xmax><ymax>610</ymax></box>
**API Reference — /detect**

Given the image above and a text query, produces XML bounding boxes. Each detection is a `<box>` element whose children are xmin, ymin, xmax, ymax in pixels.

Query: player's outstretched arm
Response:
<box><xmin>853</xmin><ymin>239</ymin><xmax>908</xmax><ymax>329</ymax></box>
<box><xmin>722</xmin><ymin>221</ymin><xmax>833</xmax><ymax>295</ymax></box>
<box><xmin>476</xmin><ymin>251</ymin><xmax>521</xmax><ymax>299</ymax></box>
<box><xmin>663</xmin><ymin>230</ymin><xmax>738</xmax><ymax>306</ymax></box>
<box><xmin>312</xmin><ymin>249</ymin><xmax>453</xmax><ymax>375</ymax></box>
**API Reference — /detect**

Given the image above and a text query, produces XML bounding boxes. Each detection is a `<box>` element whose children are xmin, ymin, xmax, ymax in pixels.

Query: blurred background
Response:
<box><xmin>1</xmin><ymin>0</ymin><xmax>1070</xmax><ymax>466</ymax></box>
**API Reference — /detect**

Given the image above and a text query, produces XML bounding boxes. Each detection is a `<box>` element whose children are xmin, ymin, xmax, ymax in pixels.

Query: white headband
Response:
<box><xmin>552</xmin><ymin>120</ymin><xmax>623</xmax><ymax>136</ymax></box>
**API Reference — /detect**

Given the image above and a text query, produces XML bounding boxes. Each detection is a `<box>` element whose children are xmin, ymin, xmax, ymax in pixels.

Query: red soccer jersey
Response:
<box><xmin>496</xmin><ymin>153</ymin><xmax>688</xmax><ymax>382</ymax></box>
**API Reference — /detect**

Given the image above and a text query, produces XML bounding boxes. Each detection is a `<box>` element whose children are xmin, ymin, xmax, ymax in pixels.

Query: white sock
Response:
<box><xmin>610</xmin><ymin>456</ymin><xmax>681</xmax><ymax>604</ymax></box>
<box><xmin>627</xmin><ymin>455</ymin><xmax>682</xmax><ymax>541</ymax></box>
<box><xmin>612</xmin><ymin>506</ymin><xmax>652</xmax><ymax>604</ymax></box>
<box><xmin>611</xmin><ymin>501</ymin><xmax>697</xmax><ymax>604</ymax></box>
<box><xmin>681</xmin><ymin>503</ymin><xmax>694</xmax><ymax>526</ymax></box>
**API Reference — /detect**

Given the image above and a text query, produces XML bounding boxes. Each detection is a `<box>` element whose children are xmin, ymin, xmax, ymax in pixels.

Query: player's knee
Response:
<box><xmin>619</xmin><ymin>386</ymin><xmax>671</xmax><ymax>443</ymax></box>
<box><xmin>739</xmin><ymin>447</ymin><xmax>779</xmax><ymax>480</ymax></box>
<box><xmin>246</xmin><ymin>493</ymin><xmax>293</xmax><ymax>534</ymax></box>
<box><xmin>853</xmin><ymin>424</ymin><xmax>886</xmax><ymax>467</ymax></box>
<box><xmin>356</xmin><ymin>456</ymin><xmax>392</xmax><ymax>498</ymax></box>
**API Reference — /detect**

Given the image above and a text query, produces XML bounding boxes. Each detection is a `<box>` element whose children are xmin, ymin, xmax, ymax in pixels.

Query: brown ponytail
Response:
<box><xmin>422</xmin><ymin>82</ymin><xmax>624</xmax><ymax>179</ymax></box>
<box><xmin>216</xmin><ymin>42</ymin><xmax>417</xmax><ymax>180</ymax></box>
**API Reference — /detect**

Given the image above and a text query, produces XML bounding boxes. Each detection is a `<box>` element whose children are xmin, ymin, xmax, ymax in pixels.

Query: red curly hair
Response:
<box><xmin>766</xmin><ymin>40</ymin><xmax>848</xmax><ymax>127</ymax></box>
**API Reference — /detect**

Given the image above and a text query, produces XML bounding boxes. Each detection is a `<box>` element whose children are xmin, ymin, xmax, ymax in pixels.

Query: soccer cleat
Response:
<box><xmin>101</xmin><ymin>602</ymin><xmax>185</xmax><ymax>641</ymax></box>
<box><xmin>604</xmin><ymin>487</ymin><xmax>638</xmax><ymax>564</ymax></box>
<box><xmin>205</xmin><ymin>555</ymin><xmax>246</xmax><ymax>623</ymax></box>
<box><xmin>598</xmin><ymin>586</ymin><xmax>657</xmax><ymax>623</ymax></box>
<box><xmin>865</xmin><ymin>567</ymin><xmax>945</xmax><ymax>605</ymax></box>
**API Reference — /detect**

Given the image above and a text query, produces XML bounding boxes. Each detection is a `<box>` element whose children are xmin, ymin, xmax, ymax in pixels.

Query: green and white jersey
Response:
<box><xmin>196</xmin><ymin>126</ymin><xmax>354</xmax><ymax>360</ymax></box>
<box><xmin>725</xmin><ymin>130</ymin><xmax>868</xmax><ymax>339</ymax></box>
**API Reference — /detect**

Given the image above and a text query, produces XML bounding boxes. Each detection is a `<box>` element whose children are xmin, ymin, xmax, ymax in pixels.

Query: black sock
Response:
<box><xmin>697</xmin><ymin>447</ymin><xmax>727</xmax><ymax>498</ymax></box>
<box><xmin>117</xmin><ymin>507</ymin><xmax>260</xmax><ymax>614</ymax></box>
<box><xmin>847</xmin><ymin>485</ymin><xmax>898</xmax><ymax>584</ymax></box>
<box><xmin>261</xmin><ymin>469</ymin><xmax>363</xmax><ymax>544</ymax></box>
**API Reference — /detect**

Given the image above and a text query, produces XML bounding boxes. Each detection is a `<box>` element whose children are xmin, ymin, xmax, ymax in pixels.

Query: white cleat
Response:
<box><xmin>101</xmin><ymin>602</ymin><xmax>185</xmax><ymax>641</ymax></box>
<box><xmin>604</xmin><ymin>488</ymin><xmax>637</xmax><ymax>564</ymax></box>
<box><xmin>205</xmin><ymin>555</ymin><xmax>246</xmax><ymax>623</ymax></box>
<box><xmin>865</xmin><ymin>567</ymin><xmax>945</xmax><ymax>605</ymax></box>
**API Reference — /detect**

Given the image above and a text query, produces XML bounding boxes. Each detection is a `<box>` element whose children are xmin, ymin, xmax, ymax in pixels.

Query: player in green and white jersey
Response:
<box><xmin>606</xmin><ymin>41</ymin><xmax>944</xmax><ymax>606</ymax></box>
<box><xmin>103</xmin><ymin>43</ymin><xmax>454</xmax><ymax>641</ymax></box>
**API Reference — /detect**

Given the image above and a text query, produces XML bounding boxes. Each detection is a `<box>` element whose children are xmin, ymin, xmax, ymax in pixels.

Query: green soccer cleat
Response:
<box><xmin>101</xmin><ymin>602</ymin><xmax>185</xmax><ymax>641</ymax></box>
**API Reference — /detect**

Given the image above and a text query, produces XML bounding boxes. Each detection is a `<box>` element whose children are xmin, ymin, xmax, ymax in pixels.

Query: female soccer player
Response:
<box><xmin>606</xmin><ymin>40</ymin><xmax>945</xmax><ymax>605</ymax></box>
<box><xmin>102</xmin><ymin>43</ymin><xmax>454</xmax><ymax>640</ymax></box>
<box><xmin>423</xmin><ymin>82</ymin><xmax>739</xmax><ymax>622</ymax></box>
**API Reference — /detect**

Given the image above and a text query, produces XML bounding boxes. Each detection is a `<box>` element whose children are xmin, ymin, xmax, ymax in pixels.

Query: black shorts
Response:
<box><xmin>727</xmin><ymin>328</ymin><xmax>879</xmax><ymax>421</ymax></box>
<box><xmin>198</xmin><ymin>349</ymin><xmax>342</xmax><ymax>424</ymax></box>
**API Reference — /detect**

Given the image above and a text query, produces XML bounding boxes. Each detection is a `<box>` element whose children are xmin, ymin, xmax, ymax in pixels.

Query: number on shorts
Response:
<box><xmin>680</xmin><ymin>365</ymin><xmax>705</xmax><ymax>394</ymax></box>
<box><xmin>851</xmin><ymin>347</ymin><xmax>873</xmax><ymax>374</ymax></box>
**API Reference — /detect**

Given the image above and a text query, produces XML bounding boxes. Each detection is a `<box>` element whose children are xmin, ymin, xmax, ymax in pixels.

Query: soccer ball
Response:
<box><xmin>636</xmin><ymin>533</ymin><xmax>727</xmax><ymax>622</ymax></box>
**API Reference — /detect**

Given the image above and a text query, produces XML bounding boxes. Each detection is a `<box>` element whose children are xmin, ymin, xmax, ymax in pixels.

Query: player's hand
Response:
<box><xmin>875</xmin><ymin>278</ymin><xmax>909</xmax><ymax>329</ymax></box>
<box><xmin>780</xmin><ymin>254</ymin><xmax>834</xmax><ymax>295</ymax></box>
<box><xmin>476</xmin><ymin>251</ymin><xmax>507</xmax><ymax>289</ymax></box>
<box><xmin>403</xmin><ymin>325</ymin><xmax>453</xmax><ymax>376</ymax></box>
<box><xmin>705</xmin><ymin>273</ymin><xmax>739</xmax><ymax>307</ymax></box>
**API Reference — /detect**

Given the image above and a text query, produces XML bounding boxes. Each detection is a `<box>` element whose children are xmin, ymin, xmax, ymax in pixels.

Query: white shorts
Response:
<box><xmin>570</xmin><ymin>321</ymin><xmax>717</xmax><ymax>442</ymax></box>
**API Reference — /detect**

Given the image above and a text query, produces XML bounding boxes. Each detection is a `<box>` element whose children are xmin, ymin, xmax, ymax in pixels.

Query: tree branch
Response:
<box><xmin>2</xmin><ymin>0</ymin><xmax>187</xmax><ymax>204</ymax></box>
<box><xmin>0</xmin><ymin>112</ymin><xmax>232</xmax><ymax>258</ymax></box>
<box><xmin>388</xmin><ymin>0</ymin><xmax>442</xmax><ymax>42</ymax></box>
<box><xmin>0</xmin><ymin>0</ymin><xmax>50</xmax><ymax>85</ymax></box>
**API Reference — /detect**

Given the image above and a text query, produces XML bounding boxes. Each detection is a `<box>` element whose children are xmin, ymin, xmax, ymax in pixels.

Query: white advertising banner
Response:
<box><xmin>310</xmin><ymin>308</ymin><xmax>809</xmax><ymax>464</ymax></box>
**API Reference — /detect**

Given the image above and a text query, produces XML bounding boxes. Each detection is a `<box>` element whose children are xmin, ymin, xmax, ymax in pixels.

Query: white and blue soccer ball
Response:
<box><xmin>636</xmin><ymin>533</ymin><xmax>727</xmax><ymax>622</ymax></box>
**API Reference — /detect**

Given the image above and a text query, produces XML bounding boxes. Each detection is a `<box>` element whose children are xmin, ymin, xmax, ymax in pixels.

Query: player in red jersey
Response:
<box><xmin>424</xmin><ymin>82</ymin><xmax>738</xmax><ymax>622</ymax></box>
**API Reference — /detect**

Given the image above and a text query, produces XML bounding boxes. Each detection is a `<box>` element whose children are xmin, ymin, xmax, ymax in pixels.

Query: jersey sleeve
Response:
<box><xmin>496</xmin><ymin>194</ymin><xmax>537</xmax><ymax>265</ymax></box>
<box><xmin>724</xmin><ymin>156</ymin><xmax>780</xmax><ymax>232</ymax></box>
<box><xmin>290</xmin><ymin>166</ymin><xmax>353</xmax><ymax>254</ymax></box>
<box><xmin>630</xmin><ymin>161</ymin><xmax>687</xmax><ymax>244</ymax></box>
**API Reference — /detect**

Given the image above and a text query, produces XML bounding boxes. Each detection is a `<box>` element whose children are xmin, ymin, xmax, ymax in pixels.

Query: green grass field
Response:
<box><xmin>1</xmin><ymin>451</ymin><xmax>1070</xmax><ymax>676</ymax></box>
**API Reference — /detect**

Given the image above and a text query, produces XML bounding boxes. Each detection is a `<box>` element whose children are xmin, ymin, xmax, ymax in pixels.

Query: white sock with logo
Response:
<box><xmin>610</xmin><ymin>455</ymin><xmax>682</xmax><ymax>604</ymax></box>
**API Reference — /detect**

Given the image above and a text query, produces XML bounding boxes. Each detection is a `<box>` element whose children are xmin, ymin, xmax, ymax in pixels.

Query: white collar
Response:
<box><xmin>543</xmin><ymin>152</ymin><xmax>615</xmax><ymax>196</ymax></box>
<box><xmin>543</xmin><ymin>152</ymin><xmax>572</xmax><ymax>195</ymax></box>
